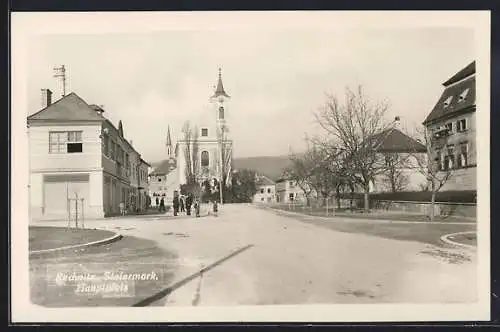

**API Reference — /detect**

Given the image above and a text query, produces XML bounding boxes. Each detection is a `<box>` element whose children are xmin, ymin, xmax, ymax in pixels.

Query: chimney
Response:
<box><xmin>41</xmin><ymin>89</ymin><xmax>52</xmax><ymax>108</ymax></box>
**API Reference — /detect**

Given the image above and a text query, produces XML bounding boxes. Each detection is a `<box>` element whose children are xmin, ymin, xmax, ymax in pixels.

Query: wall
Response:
<box><xmin>339</xmin><ymin>198</ymin><xmax>476</xmax><ymax>218</ymax></box>
<box><xmin>29</xmin><ymin>123</ymin><xmax>102</xmax><ymax>172</ymax></box>
<box><xmin>426</xmin><ymin>111</ymin><xmax>477</xmax><ymax>191</ymax></box>
<box><xmin>253</xmin><ymin>184</ymin><xmax>276</xmax><ymax>203</ymax></box>
<box><xmin>371</xmin><ymin>153</ymin><xmax>428</xmax><ymax>192</ymax></box>
<box><xmin>28</xmin><ymin>123</ymin><xmax>104</xmax><ymax>219</ymax></box>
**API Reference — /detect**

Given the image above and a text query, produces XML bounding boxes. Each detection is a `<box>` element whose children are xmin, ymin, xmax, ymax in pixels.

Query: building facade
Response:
<box><xmin>28</xmin><ymin>90</ymin><xmax>150</xmax><ymax>220</ymax></box>
<box><xmin>253</xmin><ymin>175</ymin><xmax>276</xmax><ymax>203</ymax></box>
<box><xmin>275</xmin><ymin>179</ymin><xmax>309</xmax><ymax>204</ymax></box>
<box><xmin>422</xmin><ymin>61</ymin><xmax>476</xmax><ymax>191</ymax></box>
<box><xmin>175</xmin><ymin>68</ymin><xmax>234</xmax><ymax>190</ymax></box>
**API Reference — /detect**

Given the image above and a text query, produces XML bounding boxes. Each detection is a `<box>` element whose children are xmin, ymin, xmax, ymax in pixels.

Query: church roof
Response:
<box><xmin>27</xmin><ymin>92</ymin><xmax>105</xmax><ymax>122</ymax></box>
<box><xmin>211</xmin><ymin>68</ymin><xmax>230</xmax><ymax>99</ymax></box>
<box><xmin>150</xmin><ymin>157</ymin><xmax>177</xmax><ymax>176</ymax></box>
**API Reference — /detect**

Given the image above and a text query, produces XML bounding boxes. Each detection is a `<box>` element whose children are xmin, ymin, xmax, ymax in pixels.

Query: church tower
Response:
<box><xmin>211</xmin><ymin>67</ymin><xmax>230</xmax><ymax>127</ymax></box>
<box><xmin>166</xmin><ymin>125</ymin><xmax>173</xmax><ymax>158</ymax></box>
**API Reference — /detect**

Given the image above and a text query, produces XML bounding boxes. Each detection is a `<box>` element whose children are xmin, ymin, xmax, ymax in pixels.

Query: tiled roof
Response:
<box><xmin>442</xmin><ymin>61</ymin><xmax>475</xmax><ymax>86</ymax></box>
<box><xmin>423</xmin><ymin>62</ymin><xmax>476</xmax><ymax>125</ymax></box>
<box><xmin>368</xmin><ymin>128</ymin><xmax>427</xmax><ymax>153</ymax></box>
<box><xmin>27</xmin><ymin>92</ymin><xmax>105</xmax><ymax>122</ymax></box>
<box><xmin>150</xmin><ymin>157</ymin><xmax>177</xmax><ymax>176</ymax></box>
<box><xmin>256</xmin><ymin>175</ymin><xmax>275</xmax><ymax>186</ymax></box>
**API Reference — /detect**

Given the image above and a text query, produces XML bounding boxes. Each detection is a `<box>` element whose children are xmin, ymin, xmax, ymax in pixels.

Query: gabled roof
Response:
<box><xmin>256</xmin><ymin>174</ymin><xmax>275</xmax><ymax>186</ymax></box>
<box><xmin>211</xmin><ymin>68</ymin><xmax>230</xmax><ymax>99</ymax></box>
<box><xmin>27</xmin><ymin>92</ymin><xmax>105</xmax><ymax>122</ymax></box>
<box><xmin>423</xmin><ymin>62</ymin><xmax>476</xmax><ymax>125</ymax></box>
<box><xmin>150</xmin><ymin>157</ymin><xmax>177</xmax><ymax>176</ymax></box>
<box><xmin>367</xmin><ymin>128</ymin><xmax>427</xmax><ymax>153</ymax></box>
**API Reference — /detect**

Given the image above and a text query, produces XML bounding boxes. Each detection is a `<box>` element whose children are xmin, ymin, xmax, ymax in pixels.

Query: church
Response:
<box><xmin>148</xmin><ymin>68</ymin><xmax>234</xmax><ymax>204</ymax></box>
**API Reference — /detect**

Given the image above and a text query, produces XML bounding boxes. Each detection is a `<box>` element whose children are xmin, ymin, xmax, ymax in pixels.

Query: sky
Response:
<box><xmin>26</xmin><ymin>27</ymin><xmax>475</xmax><ymax>163</ymax></box>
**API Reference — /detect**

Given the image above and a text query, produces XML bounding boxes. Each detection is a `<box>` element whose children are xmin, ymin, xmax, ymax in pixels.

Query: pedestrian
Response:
<box><xmin>194</xmin><ymin>199</ymin><xmax>200</xmax><ymax>217</ymax></box>
<box><xmin>213</xmin><ymin>200</ymin><xmax>218</xmax><ymax>217</ymax></box>
<box><xmin>186</xmin><ymin>194</ymin><xmax>192</xmax><ymax>216</ymax></box>
<box><xmin>180</xmin><ymin>195</ymin><xmax>186</xmax><ymax>213</ymax></box>
<box><xmin>155</xmin><ymin>197</ymin><xmax>159</xmax><ymax>210</ymax></box>
<box><xmin>173</xmin><ymin>195</ymin><xmax>179</xmax><ymax>216</ymax></box>
<box><xmin>159</xmin><ymin>197</ymin><xmax>165</xmax><ymax>213</ymax></box>
<box><xmin>119</xmin><ymin>201</ymin><xmax>126</xmax><ymax>216</ymax></box>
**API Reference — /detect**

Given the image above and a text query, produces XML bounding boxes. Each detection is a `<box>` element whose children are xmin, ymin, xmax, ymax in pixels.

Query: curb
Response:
<box><xmin>440</xmin><ymin>231</ymin><xmax>477</xmax><ymax>250</ymax></box>
<box><xmin>265</xmin><ymin>206</ymin><xmax>476</xmax><ymax>226</ymax></box>
<box><xmin>29</xmin><ymin>232</ymin><xmax>123</xmax><ymax>257</ymax></box>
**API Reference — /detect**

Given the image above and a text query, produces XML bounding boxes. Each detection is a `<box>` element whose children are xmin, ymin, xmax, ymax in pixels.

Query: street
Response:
<box><xmin>33</xmin><ymin>203</ymin><xmax>477</xmax><ymax>306</ymax></box>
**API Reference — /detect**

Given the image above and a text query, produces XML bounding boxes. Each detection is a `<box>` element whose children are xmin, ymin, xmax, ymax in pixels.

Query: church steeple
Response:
<box><xmin>166</xmin><ymin>125</ymin><xmax>173</xmax><ymax>157</ymax></box>
<box><xmin>211</xmin><ymin>68</ymin><xmax>230</xmax><ymax>99</ymax></box>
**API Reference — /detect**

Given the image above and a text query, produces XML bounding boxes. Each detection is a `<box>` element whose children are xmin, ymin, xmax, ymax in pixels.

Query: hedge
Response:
<box><xmin>337</xmin><ymin>190</ymin><xmax>476</xmax><ymax>204</ymax></box>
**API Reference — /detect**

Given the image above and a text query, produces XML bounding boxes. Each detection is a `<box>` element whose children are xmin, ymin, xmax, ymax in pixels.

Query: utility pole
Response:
<box><xmin>53</xmin><ymin>65</ymin><xmax>67</xmax><ymax>97</ymax></box>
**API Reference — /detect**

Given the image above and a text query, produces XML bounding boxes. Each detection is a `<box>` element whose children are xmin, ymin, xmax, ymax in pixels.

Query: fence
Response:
<box><xmin>67</xmin><ymin>192</ymin><xmax>85</xmax><ymax>229</ymax></box>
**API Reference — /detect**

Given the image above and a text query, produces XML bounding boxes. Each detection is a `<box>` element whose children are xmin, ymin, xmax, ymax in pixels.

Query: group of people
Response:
<box><xmin>153</xmin><ymin>192</ymin><xmax>220</xmax><ymax>218</ymax></box>
<box><xmin>172</xmin><ymin>193</ymin><xmax>201</xmax><ymax>217</ymax></box>
<box><xmin>155</xmin><ymin>196</ymin><xmax>167</xmax><ymax>213</ymax></box>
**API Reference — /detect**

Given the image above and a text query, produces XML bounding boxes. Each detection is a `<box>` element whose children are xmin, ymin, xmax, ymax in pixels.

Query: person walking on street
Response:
<box><xmin>159</xmin><ymin>197</ymin><xmax>165</xmax><ymax>213</ymax></box>
<box><xmin>155</xmin><ymin>197</ymin><xmax>159</xmax><ymax>210</ymax></box>
<box><xmin>194</xmin><ymin>198</ymin><xmax>200</xmax><ymax>217</ymax></box>
<box><xmin>186</xmin><ymin>194</ymin><xmax>193</xmax><ymax>216</ymax></box>
<box><xmin>173</xmin><ymin>195</ymin><xmax>179</xmax><ymax>216</ymax></box>
<box><xmin>213</xmin><ymin>200</ymin><xmax>218</xmax><ymax>217</ymax></box>
<box><xmin>180</xmin><ymin>195</ymin><xmax>185</xmax><ymax>213</ymax></box>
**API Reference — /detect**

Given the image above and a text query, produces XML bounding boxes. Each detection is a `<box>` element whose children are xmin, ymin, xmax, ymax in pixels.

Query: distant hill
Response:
<box><xmin>150</xmin><ymin>155</ymin><xmax>293</xmax><ymax>181</ymax></box>
<box><xmin>233</xmin><ymin>155</ymin><xmax>291</xmax><ymax>181</ymax></box>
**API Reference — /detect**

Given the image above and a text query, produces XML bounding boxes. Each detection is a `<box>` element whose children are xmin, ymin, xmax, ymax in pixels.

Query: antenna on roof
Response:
<box><xmin>53</xmin><ymin>65</ymin><xmax>67</xmax><ymax>97</ymax></box>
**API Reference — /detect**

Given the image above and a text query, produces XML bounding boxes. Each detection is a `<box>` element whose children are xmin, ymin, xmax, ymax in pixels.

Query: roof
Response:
<box><xmin>255</xmin><ymin>175</ymin><xmax>275</xmax><ymax>186</ymax></box>
<box><xmin>367</xmin><ymin>128</ymin><xmax>427</xmax><ymax>153</ymax></box>
<box><xmin>27</xmin><ymin>92</ymin><xmax>105</xmax><ymax>122</ymax></box>
<box><xmin>442</xmin><ymin>61</ymin><xmax>475</xmax><ymax>86</ymax></box>
<box><xmin>150</xmin><ymin>157</ymin><xmax>177</xmax><ymax>176</ymax></box>
<box><xmin>423</xmin><ymin>74</ymin><xmax>476</xmax><ymax>125</ymax></box>
<box><xmin>140</xmin><ymin>158</ymin><xmax>151</xmax><ymax>167</ymax></box>
<box><xmin>211</xmin><ymin>68</ymin><xmax>230</xmax><ymax>99</ymax></box>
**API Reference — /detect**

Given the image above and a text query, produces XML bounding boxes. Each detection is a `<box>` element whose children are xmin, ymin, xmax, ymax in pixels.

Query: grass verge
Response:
<box><xmin>270</xmin><ymin>208</ymin><xmax>476</xmax><ymax>247</ymax></box>
<box><xmin>29</xmin><ymin>226</ymin><xmax>116</xmax><ymax>251</ymax></box>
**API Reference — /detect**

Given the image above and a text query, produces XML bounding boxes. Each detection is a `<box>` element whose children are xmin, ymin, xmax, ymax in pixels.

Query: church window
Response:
<box><xmin>201</xmin><ymin>128</ymin><xmax>208</xmax><ymax>137</ymax></box>
<box><xmin>201</xmin><ymin>151</ymin><xmax>209</xmax><ymax>167</ymax></box>
<box><xmin>219</xmin><ymin>106</ymin><xmax>225</xmax><ymax>120</ymax></box>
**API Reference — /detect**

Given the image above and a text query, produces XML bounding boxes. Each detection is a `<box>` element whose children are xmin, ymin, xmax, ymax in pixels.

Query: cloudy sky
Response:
<box><xmin>26</xmin><ymin>27</ymin><xmax>474</xmax><ymax>163</ymax></box>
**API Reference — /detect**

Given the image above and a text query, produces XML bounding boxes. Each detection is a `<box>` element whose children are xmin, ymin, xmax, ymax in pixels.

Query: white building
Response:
<box><xmin>28</xmin><ymin>90</ymin><xmax>150</xmax><ymax>220</ymax></box>
<box><xmin>253</xmin><ymin>175</ymin><xmax>276</xmax><ymax>203</ymax></box>
<box><xmin>150</xmin><ymin>68</ymin><xmax>234</xmax><ymax>199</ymax></box>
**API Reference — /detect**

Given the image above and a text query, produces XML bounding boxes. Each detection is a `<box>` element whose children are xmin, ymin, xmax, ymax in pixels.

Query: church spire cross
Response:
<box><xmin>211</xmin><ymin>67</ymin><xmax>230</xmax><ymax>99</ymax></box>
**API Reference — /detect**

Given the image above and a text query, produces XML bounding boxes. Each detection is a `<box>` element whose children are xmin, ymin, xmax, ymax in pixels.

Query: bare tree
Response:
<box><xmin>381</xmin><ymin>153</ymin><xmax>410</xmax><ymax>192</ymax></box>
<box><xmin>314</xmin><ymin>85</ymin><xmax>394</xmax><ymax>211</ymax></box>
<box><xmin>181</xmin><ymin>121</ymin><xmax>199</xmax><ymax>187</ymax></box>
<box><xmin>216</xmin><ymin>123</ymin><xmax>232</xmax><ymax>204</ymax></box>
<box><xmin>409</xmin><ymin>126</ymin><xmax>454</xmax><ymax>221</ymax></box>
<box><xmin>284</xmin><ymin>145</ymin><xmax>319</xmax><ymax>207</ymax></box>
